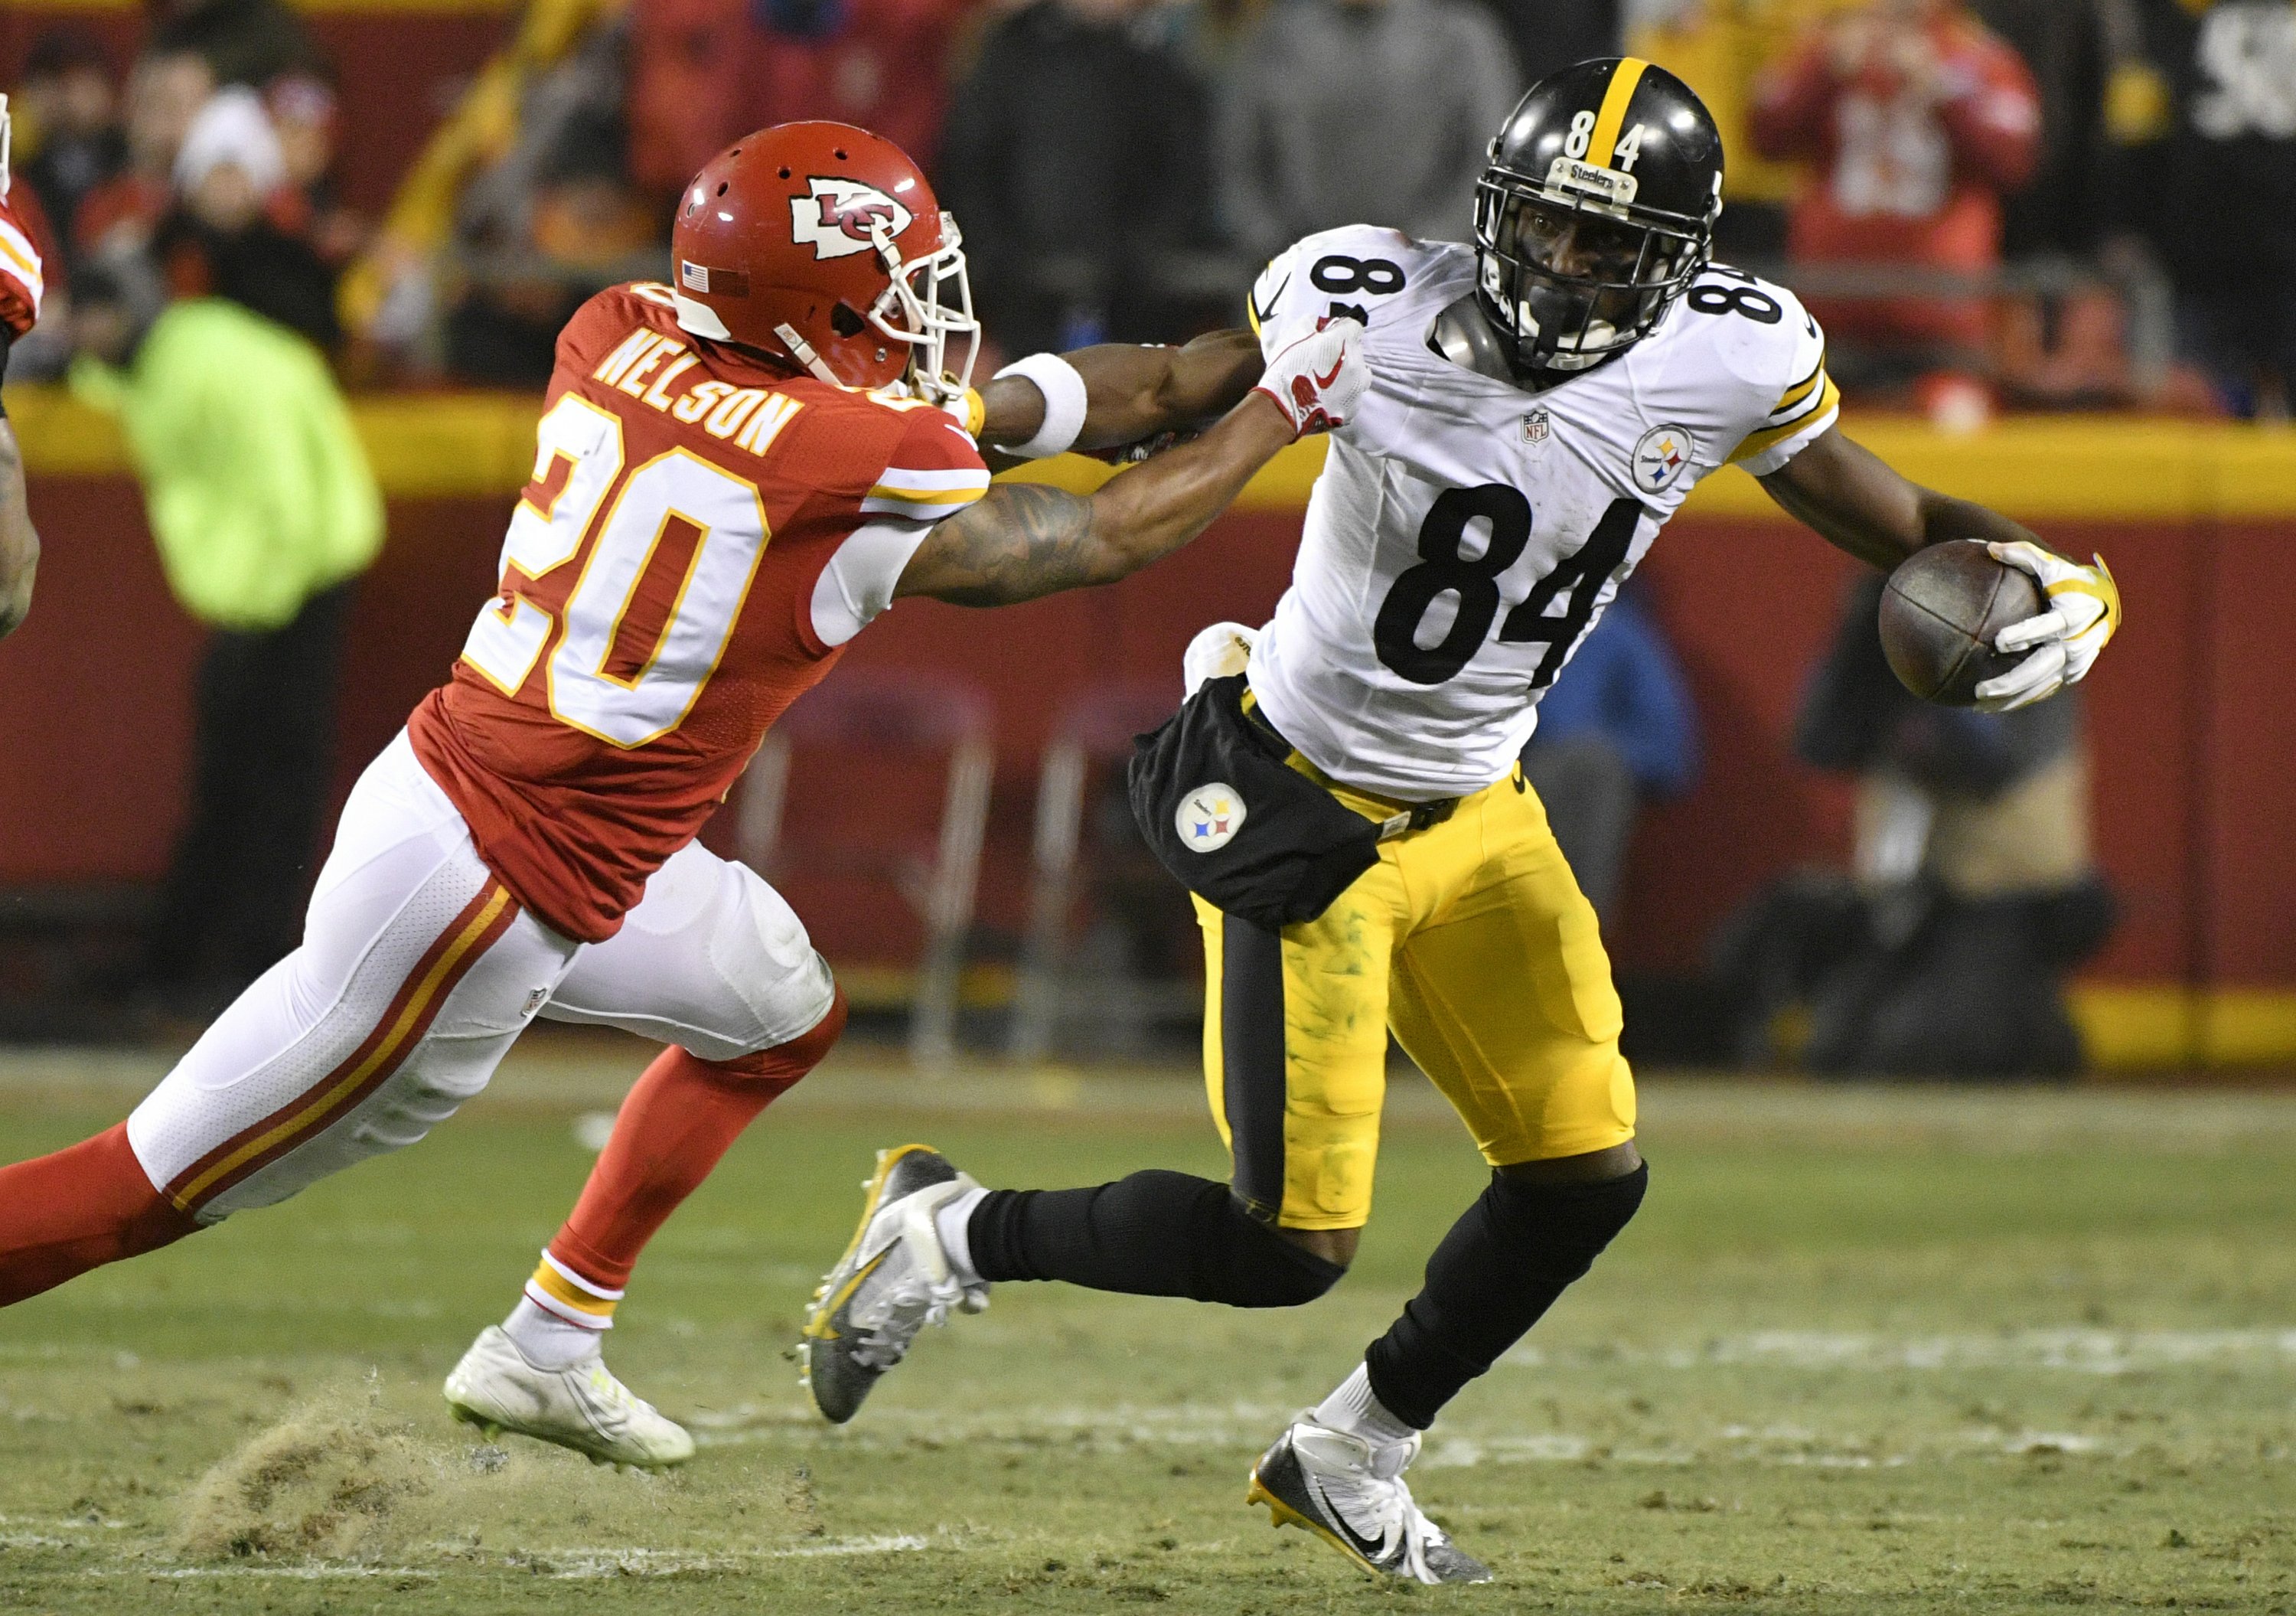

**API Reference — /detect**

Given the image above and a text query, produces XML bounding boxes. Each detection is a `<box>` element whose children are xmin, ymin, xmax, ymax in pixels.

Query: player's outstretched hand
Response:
<box><xmin>1975</xmin><ymin>540</ymin><xmax>2120</xmax><ymax>713</ymax></box>
<box><xmin>1253</xmin><ymin>317</ymin><xmax>1368</xmax><ymax>441</ymax></box>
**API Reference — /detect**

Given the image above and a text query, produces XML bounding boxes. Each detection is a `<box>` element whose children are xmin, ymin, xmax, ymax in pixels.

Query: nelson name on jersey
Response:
<box><xmin>411</xmin><ymin>279</ymin><xmax>990</xmax><ymax>944</ymax></box>
<box><xmin>1243</xmin><ymin>224</ymin><xmax>1838</xmax><ymax>801</ymax></box>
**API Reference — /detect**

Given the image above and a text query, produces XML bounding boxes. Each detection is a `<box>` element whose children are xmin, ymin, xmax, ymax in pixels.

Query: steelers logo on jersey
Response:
<box><xmin>1632</xmin><ymin>424</ymin><xmax>1696</xmax><ymax>492</ymax></box>
<box><xmin>1177</xmin><ymin>784</ymin><xmax>1246</xmax><ymax>853</ymax></box>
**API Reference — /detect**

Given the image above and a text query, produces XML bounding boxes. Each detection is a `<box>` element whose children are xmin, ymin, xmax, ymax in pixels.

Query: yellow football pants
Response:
<box><xmin>1196</xmin><ymin>763</ymin><xmax>1636</xmax><ymax>1231</ymax></box>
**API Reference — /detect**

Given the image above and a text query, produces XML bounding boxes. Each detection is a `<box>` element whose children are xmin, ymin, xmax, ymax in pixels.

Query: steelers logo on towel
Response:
<box><xmin>1176</xmin><ymin>783</ymin><xmax>1246</xmax><ymax>853</ymax></box>
<box><xmin>1632</xmin><ymin>423</ymin><xmax>1695</xmax><ymax>493</ymax></box>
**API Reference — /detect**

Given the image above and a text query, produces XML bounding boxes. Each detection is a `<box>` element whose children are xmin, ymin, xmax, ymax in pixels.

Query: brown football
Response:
<box><xmin>1877</xmin><ymin>541</ymin><xmax>2045</xmax><ymax>706</ymax></box>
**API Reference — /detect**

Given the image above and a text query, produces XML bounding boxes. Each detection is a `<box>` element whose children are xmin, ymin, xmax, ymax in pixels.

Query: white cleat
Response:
<box><xmin>1247</xmin><ymin>1418</ymin><xmax>1492</xmax><ymax>1585</ymax></box>
<box><xmin>442</xmin><ymin>1325</ymin><xmax>695</xmax><ymax>1470</ymax></box>
<box><xmin>801</xmin><ymin>1144</ymin><xmax>987</xmax><ymax>1423</ymax></box>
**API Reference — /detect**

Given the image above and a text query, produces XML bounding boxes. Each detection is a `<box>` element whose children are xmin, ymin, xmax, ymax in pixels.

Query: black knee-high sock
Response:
<box><xmin>966</xmin><ymin>1170</ymin><xmax>1344</xmax><ymax>1307</ymax></box>
<box><xmin>1365</xmin><ymin>1164</ymin><xmax>1648</xmax><ymax>1429</ymax></box>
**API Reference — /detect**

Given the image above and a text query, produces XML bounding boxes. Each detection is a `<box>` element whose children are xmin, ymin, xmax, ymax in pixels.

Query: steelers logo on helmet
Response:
<box><xmin>1176</xmin><ymin>783</ymin><xmax>1246</xmax><ymax>853</ymax></box>
<box><xmin>791</xmin><ymin>177</ymin><xmax>915</xmax><ymax>261</ymax></box>
<box><xmin>1632</xmin><ymin>423</ymin><xmax>1696</xmax><ymax>492</ymax></box>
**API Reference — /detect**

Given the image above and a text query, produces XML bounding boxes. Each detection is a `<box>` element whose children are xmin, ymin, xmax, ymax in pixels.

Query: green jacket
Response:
<box><xmin>73</xmin><ymin>299</ymin><xmax>383</xmax><ymax>632</ymax></box>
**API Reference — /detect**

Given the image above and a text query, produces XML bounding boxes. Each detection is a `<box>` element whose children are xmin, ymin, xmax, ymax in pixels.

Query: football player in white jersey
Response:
<box><xmin>806</xmin><ymin>59</ymin><xmax>2120</xmax><ymax>1583</ymax></box>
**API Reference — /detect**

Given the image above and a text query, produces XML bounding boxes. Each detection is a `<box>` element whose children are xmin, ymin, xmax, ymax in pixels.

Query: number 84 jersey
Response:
<box><xmin>1244</xmin><ymin>225</ymin><xmax>1838</xmax><ymax>802</ymax></box>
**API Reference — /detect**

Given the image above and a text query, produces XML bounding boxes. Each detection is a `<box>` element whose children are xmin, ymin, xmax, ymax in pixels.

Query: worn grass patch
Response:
<box><xmin>0</xmin><ymin>1057</ymin><xmax>2291</xmax><ymax>1613</ymax></box>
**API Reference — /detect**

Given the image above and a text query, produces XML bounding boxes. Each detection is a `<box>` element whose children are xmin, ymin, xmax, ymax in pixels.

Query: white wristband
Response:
<box><xmin>992</xmin><ymin>352</ymin><xmax>1088</xmax><ymax>459</ymax></box>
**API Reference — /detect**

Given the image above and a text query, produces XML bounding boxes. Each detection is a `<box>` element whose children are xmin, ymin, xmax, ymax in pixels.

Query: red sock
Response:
<box><xmin>0</xmin><ymin>1123</ymin><xmax>201</xmax><ymax>1307</ymax></box>
<box><xmin>535</xmin><ymin>991</ymin><xmax>847</xmax><ymax>1307</ymax></box>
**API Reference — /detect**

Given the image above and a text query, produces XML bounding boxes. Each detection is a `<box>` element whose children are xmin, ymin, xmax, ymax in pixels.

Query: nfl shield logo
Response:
<box><xmin>1522</xmin><ymin>410</ymin><xmax>1550</xmax><ymax>445</ymax></box>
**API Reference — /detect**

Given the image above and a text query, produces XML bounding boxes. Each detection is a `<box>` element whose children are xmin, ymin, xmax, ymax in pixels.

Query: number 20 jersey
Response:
<box><xmin>408</xmin><ymin>282</ymin><xmax>990</xmax><ymax>942</ymax></box>
<box><xmin>1244</xmin><ymin>225</ymin><xmax>1838</xmax><ymax>802</ymax></box>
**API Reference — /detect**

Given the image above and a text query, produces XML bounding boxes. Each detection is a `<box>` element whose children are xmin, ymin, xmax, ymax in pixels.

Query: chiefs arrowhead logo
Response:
<box><xmin>790</xmin><ymin>177</ymin><xmax>914</xmax><ymax>260</ymax></box>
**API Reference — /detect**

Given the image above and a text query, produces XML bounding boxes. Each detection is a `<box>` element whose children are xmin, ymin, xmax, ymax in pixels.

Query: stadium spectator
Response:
<box><xmin>1216</xmin><ymin>0</ymin><xmax>1518</xmax><ymax>266</ymax></box>
<box><xmin>65</xmin><ymin>263</ymin><xmax>382</xmax><ymax>1016</ymax></box>
<box><xmin>1148</xmin><ymin>0</ymin><xmax>1271</xmax><ymax>84</ymax></box>
<box><xmin>1519</xmin><ymin>587</ymin><xmax>1698</xmax><ymax>924</ymax></box>
<box><xmin>1971</xmin><ymin>0</ymin><xmax>2109</xmax><ymax>260</ymax></box>
<box><xmin>2109</xmin><ymin>0</ymin><xmax>2296</xmax><ymax>420</ymax></box>
<box><xmin>1479</xmin><ymin>0</ymin><xmax>1618</xmax><ymax>90</ymax></box>
<box><xmin>267</xmin><ymin>73</ymin><xmax>366</xmax><ymax>267</ymax></box>
<box><xmin>625</xmin><ymin>0</ymin><xmax>970</xmax><ymax>201</ymax></box>
<box><xmin>73</xmin><ymin>49</ymin><xmax>214</xmax><ymax>266</ymax></box>
<box><xmin>13</xmin><ymin>28</ymin><xmax>126</xmax><ymax>269</ymax></box>
<box><xmin>426</xmin><ymin>7</ymin><xmax>640</xmax><ymax>384</ymax></box>
<box><xmin>1749</xmin><ymin>0</ymin><xmax>2041</xmax><ymax>422</ymax></box>
<box><xmin>940</xmin><ymin>0</ymin><xmax>1225</xmax><ymax>355</ymax></box>
<box><xmin>1713</xmin><ymin>572</ymin><xmax>2113</xmax><ymax>1079</ymax></box>
<box><xmin>148</xmin><ymin>0</ymin><xmax>321</xmax><ymax>91</ymax></box>
<box><xmin>152</xmin><ymin>86</ymin><xmax>339</xmax><ymax>353</ymax></box>
<box><xmin>446</xmin><ymin>106</ymin><xmax>651</xmax><ymax>386</ymax></box>
<box><xmin>172</xmin><ymin>83</ymin><xmax>284</xmax><ymax>233</ymax></box>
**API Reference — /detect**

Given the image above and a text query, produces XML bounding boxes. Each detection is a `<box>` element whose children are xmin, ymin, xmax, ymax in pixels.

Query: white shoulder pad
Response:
<box><xmin>1676</xmin><ymin>266</ymin><xmax>1838</xmax><ymax>475</ymax></box>
<box><xmin>1247</xmin><ymin>225</ymin><xmax>1448</xmax><ymax>361</ymax></box>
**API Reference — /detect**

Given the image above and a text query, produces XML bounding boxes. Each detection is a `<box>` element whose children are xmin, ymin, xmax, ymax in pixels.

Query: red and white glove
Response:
<box><xmin>1253</xmin><ymin>317</ymin><xmax>1368</xmax><ymax>440</ymax></box>
<box><xmin>0</xmin><ymin>98</ymin><xmax>43</xmax><ymax>341</ymax></box>
<box><xmin>1975</xmin><ymin>540</ymin><xmax>2121</xmax><ymax>713</ymax></box>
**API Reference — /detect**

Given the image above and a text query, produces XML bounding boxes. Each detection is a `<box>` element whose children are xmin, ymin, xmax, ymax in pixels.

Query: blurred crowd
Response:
<box><xmin>3</xmin><ymin>0</ymin><xmax>2293</xmax><ymax>419</ymax></box>
<box><xmin>0</xmin><ymin>0</ymin><xmax>2272</xmax><ymax>1069</ymax></box>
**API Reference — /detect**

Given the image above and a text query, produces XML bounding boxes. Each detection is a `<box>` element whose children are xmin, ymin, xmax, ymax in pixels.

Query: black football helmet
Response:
<box><xmin>1474</xmin><ymin>57</ymin><xmax>1724</xmax><ymax>374</ymax></box>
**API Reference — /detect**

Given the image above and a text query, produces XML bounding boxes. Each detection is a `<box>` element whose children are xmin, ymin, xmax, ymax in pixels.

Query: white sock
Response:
<box><xmin>1314</xmin><ymin>1363</ymin><xmax>1419</xmax><ymax>1447</ymax></box>
<box><xmin>935</xmin><ymin>1185</ymin><xmax>990</xmax><ymax>1288</ymax></box>
<box><xmin>503</xmin><ymin>1297</ymin><xmax>605</xmax><ymax>1371</ymax></box>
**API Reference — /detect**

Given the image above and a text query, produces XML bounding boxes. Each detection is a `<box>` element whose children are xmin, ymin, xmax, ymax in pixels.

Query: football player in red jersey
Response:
<box><xmin>0</xmin><ymin>97</ymin><xmax>45</xmax><ymax>638</ymax></box>
<box><xmin>0</xmin><ymin>121</ymin><xmax>1366</xmax><ymax>1464</ymax></box>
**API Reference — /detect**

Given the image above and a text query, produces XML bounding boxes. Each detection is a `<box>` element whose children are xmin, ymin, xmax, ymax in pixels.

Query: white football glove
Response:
<box><xmin>1975</xmin><ymin>540</ymin><xmax>2121</xmax><ymax>713</ymax></box>
<box><xmin>1252</xmin><ymin>317</ymin><xmax>1368</xmax><ymax>440</ymax></box>
<box><xmin>1182</xmin><ymin>620</ymin><xmax>1257</xmax><ymax>696</ymax></box>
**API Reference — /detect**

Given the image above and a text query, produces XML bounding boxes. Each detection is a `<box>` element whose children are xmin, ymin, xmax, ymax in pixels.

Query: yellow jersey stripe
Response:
<box><xmin>169</xmin><ymin>886</ymin><xmax>512</xmax><ymax>1210</ymax></box>
<box><xmin>1587</xmin><ymin>57</ymin><xmax>1650</xmax><ymax>168</ymax></box>
<box><xmin>1728</xmin><ymin>376</ymin><xmax>1841</xmax><ymax>465</ymax></box>
<box><xmin>1773</xmin><ymin>352</ymin><xmax>1827</xmax><ymax>416</ymax></box>
<box><xmin>865</xmin><ymin>480</ymin><xmax>991</xmax><ymax>504</ymax></box>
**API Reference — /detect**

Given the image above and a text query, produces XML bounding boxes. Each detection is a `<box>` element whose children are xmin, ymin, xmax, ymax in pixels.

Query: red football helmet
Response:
<box><xmin>670</xmin><ymin>121</ymin><xmax>977</xmax><ymax>404</ymax></box>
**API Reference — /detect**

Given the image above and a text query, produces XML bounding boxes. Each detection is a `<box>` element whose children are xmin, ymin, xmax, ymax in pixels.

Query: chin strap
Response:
<box><xmin>773</xmin><ymin>322</ymin><xmax>845</xmax><ymax>388</ymax></box>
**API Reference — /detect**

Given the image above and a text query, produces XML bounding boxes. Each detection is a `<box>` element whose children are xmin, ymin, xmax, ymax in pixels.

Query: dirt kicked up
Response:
<box><xmin>0</xmin><ymin>1046</ymin><xmax>2290</xmax><ymax>1614</ymax></box>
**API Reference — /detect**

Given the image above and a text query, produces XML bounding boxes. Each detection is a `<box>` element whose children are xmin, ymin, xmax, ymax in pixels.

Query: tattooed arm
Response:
<box><xmin>976</xmin><ymin>328</ymin><xmax>1264</xmax><ymax>455</ymax></box>
<box><xmin>901</xmin><ymin>318</ymin><xmax>1365</xmax><ymax>608</ymax></box>
<box><xmin>897</xmin><ymin>390</ymin><xmax>1294</xmax><ymax>607</ymax></box>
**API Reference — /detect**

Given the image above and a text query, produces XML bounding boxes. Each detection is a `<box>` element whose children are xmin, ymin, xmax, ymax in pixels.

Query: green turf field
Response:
<box><xmin>0</xmin><ymin>1043</ymin><xmax>2291</xmax><ymax>1614</ymax></box>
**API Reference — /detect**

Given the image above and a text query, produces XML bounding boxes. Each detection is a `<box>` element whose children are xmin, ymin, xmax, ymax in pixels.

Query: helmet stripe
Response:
<box><xmin>1587</xmin><ymin>57</ymin><xmax>1651</xmax><ymax>168</ymax></box>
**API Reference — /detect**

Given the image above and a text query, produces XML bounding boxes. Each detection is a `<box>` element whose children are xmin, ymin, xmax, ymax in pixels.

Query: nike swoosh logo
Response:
<box><xmin>1307</xmin><ymin>1474</ymin><xmax>1395</xmax><ymax>1567</ymax></box>
<box><xmin>1252</xmin><ymin>273</ymin><xmax>1290</xmax><ymax>327</ymax></box>
<box><xmin>1313</xmin><ymin>359</ymin><xmax>1344</xmax><ymax>388</ymax></box>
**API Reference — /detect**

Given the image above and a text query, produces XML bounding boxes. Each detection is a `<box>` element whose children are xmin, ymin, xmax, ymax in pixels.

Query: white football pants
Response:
<box><xmin>125</xmin><ymin>731</ymin><xmax>835</xmax><ymax>1224</ymax></box>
